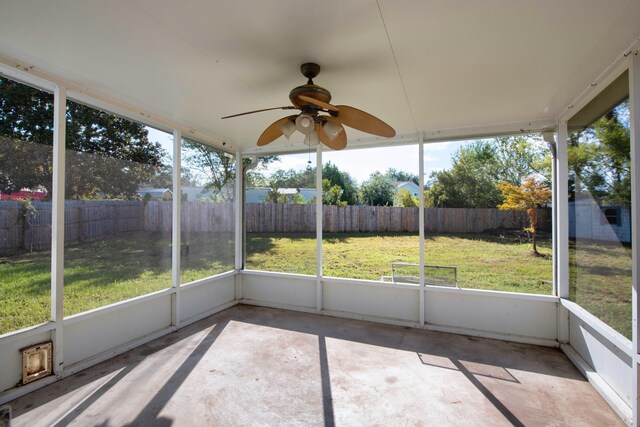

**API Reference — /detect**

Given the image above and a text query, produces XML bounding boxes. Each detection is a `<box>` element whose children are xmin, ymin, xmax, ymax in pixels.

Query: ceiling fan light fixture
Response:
<box><xmin>295</xmin><ymin>113</ymin><xmax>315</xmax><ymax>135</ymax></box>
<box><xmin>304</xmin><ymin>131</ymin><xmax>320</xmax><ymax>147</ymax></box>
<box><xmin>278</xmin><ymin>119</ymin><xmax>296</xmax><ymax>139</ymax></box>
<box><xmin>323</xmin><ymin>120</ymin><xmax>344</xmax><ymax>142</ymax></box>
<box><xmin>222</xmin><ymin>63</ymin><xmax>395</xmax><ymax>150</ymax></box>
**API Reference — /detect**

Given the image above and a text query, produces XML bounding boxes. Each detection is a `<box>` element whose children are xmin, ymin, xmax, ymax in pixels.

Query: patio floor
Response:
<box><xmin>8</xmin><ymin>305</ymin><xmax>622</xmax><ymax>426</ymax></box>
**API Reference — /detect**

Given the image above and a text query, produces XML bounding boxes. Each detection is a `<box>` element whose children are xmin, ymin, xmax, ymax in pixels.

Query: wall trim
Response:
<box><xmin>561</xmin><ymin>299</ymin><xmax>632</xmax><ymax>357</ymax></box>
<box><xmin>561</xmin><ymin>343</ymin><xmax>632</xmax><ymax>425</ymax></box>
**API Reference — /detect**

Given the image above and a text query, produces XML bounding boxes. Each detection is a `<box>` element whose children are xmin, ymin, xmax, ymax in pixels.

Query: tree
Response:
<box><xmin>181</xmin><ymin>140</ymin><xmax>233</xmax><ymax>200</ymax></box>
<box><xmin>492</xmin><ymin>136</ymin><xmax>545</xmax><ymax>185</ymax></box>
<box><xmin>425</xmin><ymin>141</ymin><xmax>502</xmax><ymax>208</ymax></box>
<box><xmin>394</xmin><ymin>188</ymin><xmax>418</xmax><ymax>207</ymax></box>
<box><xmin>268</xmin><ymin>166</ymin><xmax>315</xmax><ymax>188</ymax></box>
<box><xmin>322</xmin><ymin>162</ymin><xmax>358</xmax><ymax>205</ymax></box>
<box><xmin>181</xmin><ymin>142</ymin><xmax>279</xmax><ymax>201</ymax></box>
<box><xmin>142</xmin><ymin>164</ymin><xmax>198</xmax><ymax>189</ymax></box>
<box><xmin>568</xmin><ymin>101</ymin><xmax>630</xmax><ymax>206</ymax></box>
<box><xmin>498</xmin><ymin>178</ymin><xmax>551</xmax><ymax>256</ymax></box>
<box><xmin>322</xmin><ymin>178</ymin><xmax>346</xmax><ymax>206</ymax></box>
<box><xmin>291</xmin><ymin>193</ymin><xmax>306</xmax><ymax>205</ymax></box>
<box><xmin>0</xmin><ymin>136</ymin><xmax>52</xmax><ymax>197</ymax></box>
<box><xmin>264</xmin><ymin>187</ymin><xmax>285</xmax><ymax>204</ymax></box>
<box><xmin>386</xmin><ymin>168</ymin><xmax>419</xmax><ymax>186</ymax></box>
<box><xmin>0</xmin><ymin>77</ymin><xmax>166</xmax><ymax>199</ymax></box>
<box><xmin>425</xmin><ymin>137</ymin><xmax>546</xmax><ymax>208</ymax></box>
<box><xmin>261</xmin><ymin>162</ymin><xmax>361</xmax><ymax>206</ymax></box>
<box><xmin>360</xmin><ymin>172</ymin><xmax>395</xmax><ymax>206</ymax></box>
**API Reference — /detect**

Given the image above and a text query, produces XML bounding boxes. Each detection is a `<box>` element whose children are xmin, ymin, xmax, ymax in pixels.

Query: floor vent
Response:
<box><xmin>21</xmin><ymin>342</ymin><xmax>52</xmax><ymax>385</ymax></box>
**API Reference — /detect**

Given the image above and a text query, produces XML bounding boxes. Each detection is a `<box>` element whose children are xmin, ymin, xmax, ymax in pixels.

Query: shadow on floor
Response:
<box><xmin>11</xmin><ymin>318</ymin><xmax>229</xmax><ymax>426</ymax></box>
<box><xmin>9</xmin><ymin>304</ymin><xmax>616</xmax><ymax>426</ymax></box>
<box><xmin>232</xmin><ymin>305</ymin><xmax>582</xmax><ymax>381</ymax></box>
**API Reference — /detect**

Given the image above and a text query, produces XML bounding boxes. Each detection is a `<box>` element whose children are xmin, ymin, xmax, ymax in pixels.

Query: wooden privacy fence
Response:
<box><xmin>275</xmin><ymin>205</ymin><xmax>548</xmax><ymax>234</ymax></box>
<box><xmin>243</xmin><ymin>204</ymin><xmax>549</xmax><ymax>233</ymax></box>
<box><xmin>0</xmin><ymin>200</ymin><xmax>234</xmax><ymax>255</ymax></box>
<box><xmin>0</xmin><ymin>200</ymin><xmax>549</xmax><ymax>255</ymax></box>
<box><xmin>245</xmin><ymin>203</ymin><xmax>316</xmax><ymax>233</ymax></box>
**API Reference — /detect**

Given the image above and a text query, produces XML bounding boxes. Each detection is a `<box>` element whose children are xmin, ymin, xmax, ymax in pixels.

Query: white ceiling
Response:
<box><xmin>0</xmin><ymin>0</ymin><xmax>639</xmax><ymax>153</ymax></box>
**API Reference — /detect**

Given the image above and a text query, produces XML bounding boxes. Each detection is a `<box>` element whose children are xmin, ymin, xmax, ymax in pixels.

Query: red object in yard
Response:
<box><xmin>0</xmin><ymin>190</ymin><xmax>47</xmax><ymax>200</ymax></box>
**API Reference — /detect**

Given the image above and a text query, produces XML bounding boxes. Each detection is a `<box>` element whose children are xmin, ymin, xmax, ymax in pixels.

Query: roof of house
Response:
<box><xmin>138</xmin><ymin>188</ymin><xmax>172</xmax><ymax>197</ymax></box>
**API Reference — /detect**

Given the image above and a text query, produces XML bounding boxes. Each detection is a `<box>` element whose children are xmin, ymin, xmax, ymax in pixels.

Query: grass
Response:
<box><xmin>247</xmin><ymin>232</ymin><xmax>553</xmax><ymax>294</ymax></box>
<box><xmin>569</xmin><ymin>239</ymin><xmax>632</xmax><ymax>339</ymax></box>
<box><xmin>0</xmin><ymin>232</ymin><xmax>234</xmax><ymax>334</ymax></box>
<box><xmin>1</xmin><ymin>231</ymin><xmax>631</xmax><ymax>341</ymax></box>
<box><xmin>246</xmin><ymin>232</ymin><xmax>632</xmax><ymax>339</ymax></box>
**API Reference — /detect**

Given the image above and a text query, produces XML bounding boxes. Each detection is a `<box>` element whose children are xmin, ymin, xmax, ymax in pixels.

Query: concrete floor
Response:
<box><xmin>9</xmin><ymin>305</ymin><xmax>622</xmax><ymax>426</ymax></box>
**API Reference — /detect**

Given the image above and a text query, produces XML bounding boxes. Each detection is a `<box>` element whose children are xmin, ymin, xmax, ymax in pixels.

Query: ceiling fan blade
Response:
<box><xmin>222</xmin><ymin>106</ymin><xmax>296</xmax><ymax>119</ymax></box>
<box><xmin>257</xmin><ymin>115</ymin><xmax>298</xmax><ymax>146</ymax></box>
<box><xmin>298</xmin><ymin>95</ymin><xmax>339</xmax><ymax>112</ymax></box>
<box><xmin>317</xmin><ymin>118</ymin><xmax>347</xmax><ymax>150</ymax></box>
<box><xmin>334</xmin><ymin>105</ymin><xmax>396</xmax><ymax>137</ymax></box>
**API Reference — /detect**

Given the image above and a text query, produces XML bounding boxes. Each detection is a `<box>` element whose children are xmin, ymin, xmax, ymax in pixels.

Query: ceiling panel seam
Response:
<box><xmin>376</xmin><ymin>0</ymin><xmax>417</xmax><ymax>134</ymax></box>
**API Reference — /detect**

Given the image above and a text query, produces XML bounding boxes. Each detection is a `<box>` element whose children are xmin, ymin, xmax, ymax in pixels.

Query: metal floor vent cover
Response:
<box><xmin>21</xmin><ymin>342</ymin><xmax>52</xmax><ymax>385</ymax></box>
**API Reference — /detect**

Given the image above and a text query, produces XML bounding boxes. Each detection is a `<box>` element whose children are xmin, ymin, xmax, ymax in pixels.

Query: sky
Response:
<box><xmin>266</xmin><ymin>141</ymin><xmax>466</xmax><ymax>184</ymax></box>
<box><xmin>146</xmin><ymin>126</ymin><xmax>469</xmax><ymax>185</ymax></box>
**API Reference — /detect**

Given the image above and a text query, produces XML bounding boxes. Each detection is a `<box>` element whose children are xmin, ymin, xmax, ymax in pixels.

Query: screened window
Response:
<box><xmin>180</xmin><ymin>139</ymin><xmax>235</xmax><ymax>283</ymax></box>
<box><xmin>568</xmin><ymin>97</ymin><xmax>631</xmax><ymax>339</ymax></box>
<box><xmin>0</xmin><ymin>76</ymin><xmax>53</xmax><ymax>333</ymax></box>
<box><xmin>423</xmin><ymin>136</ymin><xmax>552</xmax><ymax>293</ymax></box>
<box><xmin>63</xmin><ymin>101</ymin><xmax>173</xmax><ymax>316</ymax></box>
<box><xmin>322</xmin><ymin>145</ymin><xmax>420</xmax><ymax>283</ymax></box>
<box><xmin>245</xmin><ymin>153</ymin><xmax>317</xmax><ymax>275</ymax></box>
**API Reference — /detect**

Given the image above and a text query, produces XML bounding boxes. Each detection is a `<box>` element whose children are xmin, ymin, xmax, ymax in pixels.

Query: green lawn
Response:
<box><xmin>1</xmin><ymin>231</ymin><xmax>632</xmax><ymax>341</ymax></box>
<box><xmin>569</xmin><ymin>239</ymin><xmax>632</xmax><ymax>339</ymax></box>
<box><xmin>0</xmin><ymin>232</ymin><xmax>234</xmax><ymax>334</ymax></box>
<box><xmin>247</xmin><ymin>232</ymin><xmax>553</xmax><ymax>293</ymax></box>
<box><xmin>246</xmin><ymin>232</ymin><xmax>631</xmax><ymax>339</ymax></box>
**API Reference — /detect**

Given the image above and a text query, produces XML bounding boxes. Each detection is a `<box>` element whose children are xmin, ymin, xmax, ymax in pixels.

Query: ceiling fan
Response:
<box><xmin>221</xmin><ymin>63</ymin><xmax>396</xmax><ymax>150</ymax></box>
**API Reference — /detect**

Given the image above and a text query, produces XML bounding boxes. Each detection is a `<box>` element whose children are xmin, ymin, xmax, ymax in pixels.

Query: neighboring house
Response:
<box><xmin>569</xmin><ymin>199</ymin><xmax>630</xmax><ymax>244</ymax></box>
<box><xmin>246</xmin><ymin>187</ymin><xmax>316</xmax><ymax>204</ymax></box>
<box><xmin>0</xmin><ymin>189</ymin><xmax>47</xmax><ymax>200</ymax></box>
<box><xmin>181</xmin><ymin>185</ymin><xmax>234</xmax><ymax>202</ymax></box>
<box><xmin>138</xmin><ymin>188</ymin><xmax>173</xmax><ymax>200</ymax></box>
<box><xmin>181</xmin><ymin>186</ymin><xmax>234</xmax><ymax>202</ymax></box>
<box><xmin>181</xmin><ymin>186</ymin><xmax>214</xmax><ymax>202</ymax></box>
<box><xmin>395</xmin><ymin>181</ymin><xmax>420</xmax><ymax>197</ymax></box>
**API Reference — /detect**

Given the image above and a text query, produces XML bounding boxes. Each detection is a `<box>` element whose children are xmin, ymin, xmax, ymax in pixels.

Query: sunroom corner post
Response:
<box><xmin>316</xmin><ymin>144</ymin><xmax>323</xmax><ymax>312</ymax></box>
<box><xmin>235</xmin><ymin>151</ymin><xmax>243</xmax><ymax>300</ymax></box>
<box><xmin>542</xmin><ymin>131</ymin><xmax>557</xmax><ymax>297</ymax></box>
<box><xmin>171</xmin><ymin>128</ymin><xmax>182</xmax><ymax>327</ymax></box>
<box><xmin>418</xmin><ymin>133</ymin><xmax>425</xmax><ymax>326</ymax></box>
<box><xmin>556</xmin><ymin>120</ymin><xmax>570</xmax><ymax>344</ymax></box>
<box><xmin>629</xmin><ymin>48</ymin><xmax>640</xmax><ymax>427</ymax></box>
<box><xmin>51</xmin><ymin>84</ymin><xmax>67</xmax><ymax>376</ymax></box>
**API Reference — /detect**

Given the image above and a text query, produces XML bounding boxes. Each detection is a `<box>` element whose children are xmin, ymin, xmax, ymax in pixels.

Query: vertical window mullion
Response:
<box><xmin>51</xmin><ymin>84</ymin><xmax>66</xmax><ymax>375</ymax></box>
